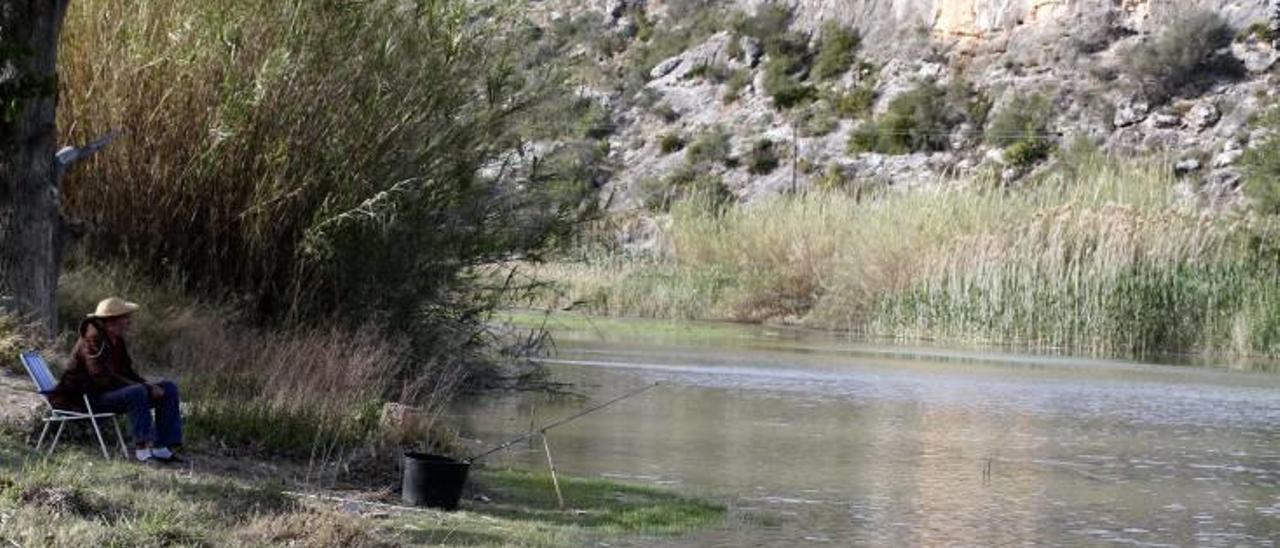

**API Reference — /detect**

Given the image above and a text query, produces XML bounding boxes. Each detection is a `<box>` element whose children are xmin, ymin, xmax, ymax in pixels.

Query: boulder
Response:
<box><xmin>741</xmin><ymin>36</ymin><xmax>763</xmax><ymax>67</ymax></box>
<box><xmin>1231</xmin><ymin>41</ymin><xmax>1280</xmax><ymax>74</ymax></box>
<box><xmin>1184</xmin><ymin>103</ymin><xmax>1221</xmax><ymax>132</ymax></box>
<box><xmin>650</xmin><ymin>56</ymin><xmax>683</xmax><ymax>79</ymax></box>
<box><xmin>1213</xmin><ymin>148</ymin><xmax>1245</xmax><ymax>168</ymax></box>
<box><xmin>1174</xmin><ymin>158</ymin><xmax>1202</xmax><ymax>176</ymax></box>
<box><xmin>1152</xmin><ymin>113</ymin><xmax>1180</xmax><ymax>129</ymax></box>
<box><xmin>1114</xmin><ymin>99</ymin><xmax>1150</xmax><ymax>128</ymax></box>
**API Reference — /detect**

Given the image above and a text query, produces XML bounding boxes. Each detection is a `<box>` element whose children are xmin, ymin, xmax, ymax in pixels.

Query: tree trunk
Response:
<box><xmin>0</xmin><ymin>0</ymin><xmax>71</xmax><ymax>332</ymax></box>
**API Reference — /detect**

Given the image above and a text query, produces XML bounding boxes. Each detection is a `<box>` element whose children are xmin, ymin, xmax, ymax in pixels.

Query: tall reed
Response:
<box><xmin>56</xmin><ymin>0</ymin><xmax>587</xmax><ymax>356</ymax></box>
<box><xmin>532</xmin><ymin>151</ymin><xmax>1280</xmax><ymax>359</ymax></box>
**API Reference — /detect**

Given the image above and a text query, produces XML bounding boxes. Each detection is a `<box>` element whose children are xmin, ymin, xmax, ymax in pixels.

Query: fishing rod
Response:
<box><xmin>465</xmin><ymin>382</ymin><xmax>661</xmax><ymax>464</ymax></box>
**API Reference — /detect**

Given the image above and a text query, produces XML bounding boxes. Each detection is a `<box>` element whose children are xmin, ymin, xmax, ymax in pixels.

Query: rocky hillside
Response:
<box><xmin>522</xmin><ymin>0</ymin><xmax>1280</xmax><ymax>245</ymax></box>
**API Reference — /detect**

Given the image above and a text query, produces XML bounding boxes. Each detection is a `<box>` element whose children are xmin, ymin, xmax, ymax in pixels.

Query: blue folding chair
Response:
<box><xmin>18</xmin><ymin>351</ymin><xmax>128</xmax><ymax>459</ymax></box>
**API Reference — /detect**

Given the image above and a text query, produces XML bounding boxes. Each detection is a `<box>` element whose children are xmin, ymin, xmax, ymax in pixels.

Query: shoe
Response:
<box><xmin>150</xmin><ymin>447</ymin><xmax>186</xmax><ymax>464</ymax></box>
<box><xmin>154</xmin><ymin>453</ymin><xmax>187</xmax><ymax>464</ymax></box>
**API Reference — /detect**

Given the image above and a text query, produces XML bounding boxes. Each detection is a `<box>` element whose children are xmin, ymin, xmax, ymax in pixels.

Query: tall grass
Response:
<box><xmin>531</xmin><ymin>151</ymin><xmax>1280</xmax><ymax>359</ymax></box>
<box><xmin>56</xmin><ymin>263</ymin><xmax>463</xmax><ymax>457</ymax></box>
<box><xmin>56</xmin><ymin>0</ymin><xmax>588</xmax><ymax>357</ymax></box>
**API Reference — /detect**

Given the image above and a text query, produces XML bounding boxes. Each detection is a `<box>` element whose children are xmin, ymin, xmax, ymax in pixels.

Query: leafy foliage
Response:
<box><xmin>847</xmin><ymin>80</ymin><xmax>968</xmax><ymax>154</ymax></box>
<box><xmin>686</xmin><ymin>127</ymin><xmax>734</xmax><ymax>167</ymax></box>
<box><xmin>746</xmin><ymin>139</ymin><xmax>780</xmax><ymax>175</ymax></box>
<box><xmin>59</xmin><ymin>0</ymin><xmax>594</xmax><ymax>358</ymax></box>
<box><xmin>1243</xmin><ymin>105</ymin><xmax>1280</xmax><ymax>214</ymax></box>
<box><xmin>1122</xmin><ymin>9</ymin><xmax>1235</xmax><ymax>101</ymax></box>
<box><xmin>812</xmin><ymin>23</ymin><xmax>860</xmax><ymax>81</ymax></box>
<box><xmin>988</xmin><ymin>93</ymin><xmax>1056</xmax><ymax>168</ymax></box>
<box><xmin>659</xmin><ymin>133</ymin><xmax>687</xmax><ymax>154</ymax></box>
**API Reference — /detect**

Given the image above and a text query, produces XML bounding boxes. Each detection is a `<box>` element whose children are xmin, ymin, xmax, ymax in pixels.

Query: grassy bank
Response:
<box><xmin>0</xmin><ymin>436</ymin><xmax>724</xmax><ymax>547</ymax></box>
<box><xmin>522</xmin><ymin>151</ymin><xmax>1280</xmax><ymax>360</ymax></box>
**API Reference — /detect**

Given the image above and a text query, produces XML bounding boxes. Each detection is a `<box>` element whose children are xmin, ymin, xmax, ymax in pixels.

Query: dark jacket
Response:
<box><xmin>47</xmin><ymin>318</ymin><xmax>147</xmax><ymax>410</ymax></box>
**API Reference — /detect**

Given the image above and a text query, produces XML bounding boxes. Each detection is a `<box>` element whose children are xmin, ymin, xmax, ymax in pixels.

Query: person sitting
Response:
<box><xmin>48</xmin><ymin>297</ymin><xmax>185</xmax><ymax>464</ymax></box>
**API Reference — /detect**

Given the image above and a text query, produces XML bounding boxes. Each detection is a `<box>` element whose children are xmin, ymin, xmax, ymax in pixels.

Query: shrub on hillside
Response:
<box><xmin>1003</xmin><ymin>138</ymin><xmax>1055</xmax><ymax>170</ymax></box>
<box><xmin>659</xmin><ymin>133</ymin><xmax>687</xmax><ymax>154</ymax></box>
<box><xmin>812</xmin><ymin>23</ymin><xmax>860</xmax><ymax>81</ymax></box>
<box><xmin>761</xmin><ymin>49</ymin><xmax>816</xmax><ymax>109</ymax></box>
<box><xmin>794</xmin><ymin>103</ymin><xmax>839</xmax><ymax>137</ymax></box>
<box><xmin>731</xmin><ymin>4</ymin><xmax>793</xmax><ymax>52</ymax></box>
<box><xmin>1122</xmin><ymin>9</ymin><xmax>1234</xmax><ymax>101</ymax></box>
<box><xmin>620</xmin><ymin>5</ymin><xmax>726</xmax><ymax>102</ymax></box>
<box><xmin>639</xmin><ymin>165</ymin><xmax>730</xmax><ymax>211</ymax></box>
<box><xmin>1236</xmin><ymin>21</ymin><xmax>1277</xmax><ymax>43</ymax></box>
<box><xmin>1243</xmin><ymin>105</ymin><xmax>1280</xmax><ymax>214</ymax></box>
<box><xmin>685</xmin><ymin>62</ymin><xmax>733</xmax><ymax>83</ymax></box>
<box><xmin>847</xmin><ymin>80</ymin><xmax>963</xmax><ymax>154</ymax></box>
<box><xmin>986</xmin><ymin>93</ymin><xmax>1054</xmax><ymax>145</ymax></box>
<box><xmin>746</xmin><ymin>139</ymin><xmax>780</xmax><ymax>175</ymax></box>
<box><xmin>829</xmin><ymin>85</ymin><xmax>876</xmax><ymax>119</ymax></box>
<box><xmin>686</xmin><ymin>128</ymin><xmax>734</xmax><ymax>167</ymax></box>
<box><xmin>722</xmin><ymin>69</ymin><xmax>753</xmax><ymax>103</ymax></box>
<box><xmin>733</xmin><ymin>5</ymin><xmax>815</xmax><ymax>110</ymax></box>
<box><xmin>987</xmin><ymin>93</ymin><xmax>1056</xmax><ymax>168</ymax></box>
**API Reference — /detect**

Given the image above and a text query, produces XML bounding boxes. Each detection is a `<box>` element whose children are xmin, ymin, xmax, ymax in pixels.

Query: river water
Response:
<box><xmin>452</xmin><ymin>319</ymin><xmax>1280</xmax><ymax>546</ymax></box>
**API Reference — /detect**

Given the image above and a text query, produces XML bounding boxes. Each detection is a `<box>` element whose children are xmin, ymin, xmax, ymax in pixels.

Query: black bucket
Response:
<box><xmin>402</xmin><ymin>452</ymin><xmax>471</xmax><ymax>510</ymax></box>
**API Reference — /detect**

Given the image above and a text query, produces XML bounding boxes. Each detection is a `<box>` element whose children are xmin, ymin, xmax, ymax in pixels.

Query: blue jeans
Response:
<box><xmin>91</xmin><ymin>381</ymin><xmax>183</xmax><ymax>447</ymax></box>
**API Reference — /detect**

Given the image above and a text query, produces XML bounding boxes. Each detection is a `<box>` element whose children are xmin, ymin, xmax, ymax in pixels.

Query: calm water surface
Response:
<box><xmin>452</xmin><ymin>319</ymin><xmax>1280</xmax><ymax>546</ymax></box>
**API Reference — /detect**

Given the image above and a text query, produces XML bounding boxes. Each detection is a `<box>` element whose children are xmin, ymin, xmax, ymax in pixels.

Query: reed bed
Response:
<box><xmin>56</xmin><ymin>0</ymin><xmax>582</xmax><ymax>335</ymax></box>
<box><xmin>531</xmin><ymin>152</ymin><xmax>1280</xmax><ymax>359</ymax></box>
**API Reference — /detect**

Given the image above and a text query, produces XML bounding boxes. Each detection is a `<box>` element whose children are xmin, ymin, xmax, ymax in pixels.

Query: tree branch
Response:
<box><xmin>54</xmin><ymin>129</ymin><xmax>119</xmax><ymax>183</ymax></box>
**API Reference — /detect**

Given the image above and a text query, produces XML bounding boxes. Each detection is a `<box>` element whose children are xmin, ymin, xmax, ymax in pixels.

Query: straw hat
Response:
<box><xmin>87</xmin><ymin>297</ymin><xmax>139</xmax><ymax>319</ymax></box>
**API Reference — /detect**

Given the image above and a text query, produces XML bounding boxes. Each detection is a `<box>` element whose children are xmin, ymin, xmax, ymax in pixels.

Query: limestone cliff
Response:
<box><xmin>524</xmin><ymin>0</ymin><xmax>1280</xmax><ymax>246</ymax></box>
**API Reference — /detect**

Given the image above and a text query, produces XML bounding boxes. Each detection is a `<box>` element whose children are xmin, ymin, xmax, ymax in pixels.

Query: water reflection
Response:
<box><xmin>452</xmin><ymin>326</ymin><xmax>1280</xmax><ymax>546</ymax></box>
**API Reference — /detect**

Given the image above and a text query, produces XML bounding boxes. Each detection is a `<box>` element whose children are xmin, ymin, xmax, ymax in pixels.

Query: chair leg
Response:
<box><xmin>46</xmin><ymin>421</ymin><xmax>66</xmax><ymax>457</ymax></box>
<box><xmin>88</xmin><ymin>415</ymin><xmax>110</xmax><ymax>459</ymax></box>
<box><xmin>113</xmin><ymin>417</ymin><xmax>129</xmax><ymax>459</ymax></box>
<box><xmin>34</xmin><ymin>421</ymin><xmax>51</xmax><ymax>452</ymax></box>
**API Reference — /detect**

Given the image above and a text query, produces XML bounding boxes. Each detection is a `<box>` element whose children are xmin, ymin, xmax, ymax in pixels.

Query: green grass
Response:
<box><xmin>469</xmin><ymin>469</ymin><xmax>724</xmax><ymax>535</ymax></box>
<box><xmin>0</xmin><ymin>434</ymin><xmax>724</xmax><ymax>547</ymax></box>
<box><xmin>520</xmin><ymin>151</ymin><xmax>1280</xmax><ymax>361</ymax></box>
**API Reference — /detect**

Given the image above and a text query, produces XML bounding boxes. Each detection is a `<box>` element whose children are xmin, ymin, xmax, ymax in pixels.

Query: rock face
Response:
<box><xmin>527</xmin><ymin>0</ymin><xmax>1280</xmax><ymax>239</ymax></box>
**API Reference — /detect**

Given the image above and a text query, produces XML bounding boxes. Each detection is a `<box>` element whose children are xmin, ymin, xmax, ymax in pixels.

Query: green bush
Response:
<box><xmin>1236</xmin><ymin>21</ymin><xmax>1277</xmax><ymax>43</ymax></box>
<box><xmin>847</xmin><ymin>123</ymin><xmax>879</xmax><ymax>154</ymax></box>
<box><xmin>762</xmin><ymin>50</ymin><xmax>815</xmax><ymax>109</ymax></box>
<box><xmin>846</xmin><ymin>81</ymin><xmax>961</xmax><ymax>154</ymax></box>
<box><xmin>734</xmin><ymin>5</ymin><xmax>814</xmax><ymax>110</ymax></box>
<box><xmin>571</xmin><ymin>98</ymin><xmax>615</xmax><ymax>139</ymax></box>
<box><xmin>986</xmin><ymin>93</ymin><xmax>1054</xmax><ymax>145</ymax></box>
<box><xmin>653</xmin><ymin>102</ymin><xmax>681</xmax><ymax>123</ymax></box>
<box><xmin>812</xmin><ymin>23</ymin><xmax>860</xmax><ymax>81</ymax></box>
<box><xmin>794</xmin><ymin>103</ymin><xmax>839</xmax><ymax>137</ymax></box>
<box><xmin>685</xmin><ymin>62</ymin><xmax>733</xmax><ymax>83</ymax></box>
<box><xmin>686</xmin><ymin>128</ymin><xmax>733</xmax><ymax>167</ymax></box>
<box><xmin>1003</xmin><ymin>138</ymin><xmax>1055</xmax><ymax>169</ymax></box>
<box><xmin>731</xmin><ymin>4</ymin><xmax>793</xmax><ymax>52</ymax></box>
<box><xmin>950</xmin><ymin>79</ymin><xmax>992</xmax><ymax>130</ymax></box>
<box><xmin>639</xmin><ymin>165</ymin><xmax>731</xmax><ymax>211</ymax></box>
<box><xmin>59</xmin><ymin>0</ymin><xmax>594</xmax><ymax>346</ymax></box>
<box><xmin>1122</xmin><ymin>9</ymin><xmax>1234</xmax><ymax>101</ymax></box>
<box><xmin>620</xmin><ymin>6</ymin><xmax>727</xmax><ymax>102</ymax></box>
<box><xmin>722</xmin><ymin>69</ymin><xmax>752</xmax><ymax>103</ymax></box>
<box><xmin>746</xmin><ymin>139</ymin><xmax>780</xmax><ymax>175</ymax></box>
<box><xmin>659</xmin><ymin>133</ymin><xmax>687</xmax><ymax>154</ymax></box>
<box><xmin>829</xmin><ymin>85</ymin><xmax>876</xmax><ymax>119</ymax></box>
<box><xmin>1243</xmin><ymin>105</ymin><xmax>1280</xmax><ymax>214</ymax></box>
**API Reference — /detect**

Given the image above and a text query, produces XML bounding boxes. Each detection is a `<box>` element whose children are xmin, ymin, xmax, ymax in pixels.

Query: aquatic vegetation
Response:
<box><xmin>525</xmin><ymin>151</ymin><xmax>1280</xmax><ymax>360</ymax></box>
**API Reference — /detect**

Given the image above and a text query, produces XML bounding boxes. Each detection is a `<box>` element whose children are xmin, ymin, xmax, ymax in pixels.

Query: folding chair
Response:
<box><xmin>18</xmin><ymin>351</ymin><xmax>128</xmax><ymax>459</ymax></box>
